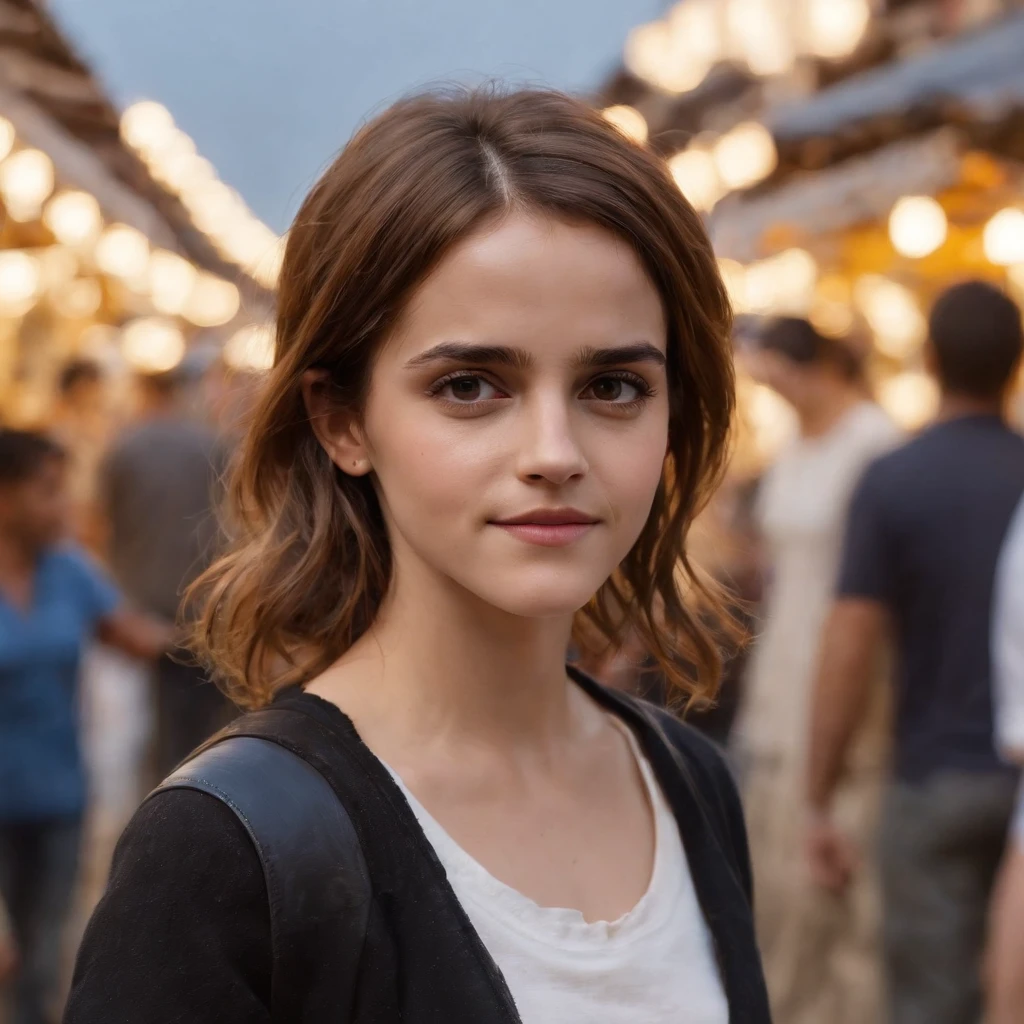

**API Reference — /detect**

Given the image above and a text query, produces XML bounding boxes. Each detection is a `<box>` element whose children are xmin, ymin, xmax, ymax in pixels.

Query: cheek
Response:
<box><xmin>600</xmin><ymin>430</ymin><xmax>667</xmax><ymax>526</ymax></box>
<box><xmin>365</xmin><ymin>403</ymin><xmax>502</xmax><ymax>522</ymax></box>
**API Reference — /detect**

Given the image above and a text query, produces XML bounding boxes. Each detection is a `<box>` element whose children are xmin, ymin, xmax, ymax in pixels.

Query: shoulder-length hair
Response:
<box><xmin>189</xmin><ymin>86</ymin><xmax>735</xmax><ymax>710</ymax></box>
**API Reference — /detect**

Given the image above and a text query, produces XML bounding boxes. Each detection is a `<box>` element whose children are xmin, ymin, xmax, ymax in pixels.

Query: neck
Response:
<box><xmin>799</xmin><ymin>380</ymin><xmax>859</xmax><ymax>439</ymax></box>
<box><xmin>314</xmin><ymin>551</ymin><xmax>585</xmax><ymax>754</ymax></box>
<box><xmin>937</xmin><ymin>392</ymin><xmax>1004</xmax><ymax>423</ymax></box>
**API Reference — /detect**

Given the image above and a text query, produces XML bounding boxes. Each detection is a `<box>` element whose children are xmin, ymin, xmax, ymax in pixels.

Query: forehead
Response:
<box><xmin>386</xmin><ymin>212</ymin><xmax>666</xmax><ymax>361</ymax></box>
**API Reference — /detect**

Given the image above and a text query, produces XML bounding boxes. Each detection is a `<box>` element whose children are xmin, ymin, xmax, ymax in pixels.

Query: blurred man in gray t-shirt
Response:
<box><xmin>100</xmin><ymin>367</ymin><xmax>233</xmax><ymax>778</ymax></box>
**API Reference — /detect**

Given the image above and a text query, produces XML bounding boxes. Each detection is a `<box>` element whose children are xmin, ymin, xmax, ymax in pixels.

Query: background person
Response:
<box><xmin>806</xmin><ymin>280</ymin><xmax>1024</xmax><ymax>1024</ymax></box>
<box><xmin>732</xmin><ymin>316</ymin><xmax>900</xmax><ymax>1024</ymax></box>
<box><xmin>0</xmin><ymin>430</ymin><xmax>171</xmax><ymax>1024</ymax></box>
<box><xmin>48</xmin><ymin>359</ymin><xmax>113</xmax><ymax>551</ymax></box>
<box><xmin>99</xmin><ymin>365</ymin><xmax>233</xmax><ymax>779</ymax></box>
<box><xmin>986</xmin><ymin>492</ymin><xmax>1024</xmax><ymax>1024</ymax></box>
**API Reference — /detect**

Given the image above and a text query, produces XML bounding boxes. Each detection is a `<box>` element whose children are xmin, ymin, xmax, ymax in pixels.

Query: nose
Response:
<box><xmin>515</xmin><ymin>391</ymin><xmax>589</xmax><ymax>486</ymax></box>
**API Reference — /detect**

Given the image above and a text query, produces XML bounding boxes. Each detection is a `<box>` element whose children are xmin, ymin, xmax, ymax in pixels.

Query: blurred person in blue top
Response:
<box><xmin>0</xmin><ymin>429</ymin><xmax>171</xmax><ymax>1024</ymax></box>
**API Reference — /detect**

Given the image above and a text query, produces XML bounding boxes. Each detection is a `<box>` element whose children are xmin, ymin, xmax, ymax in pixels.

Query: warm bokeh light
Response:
<box><xmin>53</xmin><ymin>278</ymin><xmax>103</xmax><ymax>319</ymax></box>
<box><xmin>0</xmin><ymin>148</ymin><xmax>55</xmax><ymax>220</ymax></box>
<box><xmin>183</xmin><ymin>273</ymin><xmax>240</xmax><ymax>327</ymax></box>
<box><xmin>0</xmin><ymin>250</ymin><xmax>42</xmax><ymax>316</ymax></box>
<box><xmin>878</xmin><ymin>372</ymin><xmax>940</xmax><ymax>430</ymax></box>
<box><xmin>120</xmin><ymin>101</ymin><xmax>176</xmax><ymax>154</ymax></box>
<box><xmin>224</xmin><ymin>323</ymin><xmax>275</xmax><ymax>371</ymax></box>
<box><xmin>0</xmin><ymin>116</ymin><xmax>14</xmax><ymax>163</ymax></box>
<box><xmin>888</xmin><ymin>196</ymin><xmax>947</xmax><ymax>258</ymax></box>
<box><xmin>601</xmin><ymin>105</ymin><xmax>649</xmax><ymax>144</ymax></box>
<box><xmin>668</xmin><ymin>0</ymin><xmax>722</xmax><ymax>67</ymax></box>
<box><xmin>625</xmin><ymin>21</ymin><xmax>710</xmax><ymax>95</ymax></box>
<box><xmin>148</xmin><ymin>249</ymin><xmax>198</xmax><ymax>315</ymax></box>
<box><xmin>43</xmin><ymin>190</ymin><xmax>103</xmax><ymax>247</ymax></box>
<box><xmin>854</xmin><ymin>275</ymin><xmax>926</xmax><ymax>359</ymax></box>
<box><xmin>95</xmin><ymin>224</ymin><xmax>150</xmax><ymax>281</ymax></box>
<box><xmin>746</xmin><ymin>381</ymin><xmax>799</xmax><ymax>460</ymax></box>
<box><xmin>726</xmin><ymin>0</ymin><xmax>795</xmax><ymax>77</ymax></box>
<box><xmin>252</xmin><ymin>235</ymin><xmax>285</xmax><ymax>290</ymax></box>
<box><xmin>743</xmin><ymin>248</ymin><xmax>818</xmax><ymax>315</ymax></box>
<box><xmin>713</xmin><ymin>122</ymin><xmax>778</xmax><ymax>191</ymax></box>
<box><xmin>805</xmin><ymin>0</ymin><xmax>871</xmax><ymax>60</ymax></box>
<box><xmin>810</xmin><ymin>300</ymin><xmax>855</xmax><ymax>338</ymax></box>
<box><xmin>717</xmin><ymin>258</ymin><xmax>747</xmax><ymax>311</ymax></box>
<box><xmin>121</xmin><ymin>317</ymin><xmax>186</xmax><ymax>373</ymax></box>
<box><xmin>668</xmin><ymin>148</ymin><xmax>723</xmax><ymax>211</ymax></box>
<box><xmin>983</xmin><ymin>208</ymin><xmax>1024</xmax><ymax>266</ymax></box>
<box><xmin>36</xmin><ymin>246</ymin><xmax>78</xmax><ymax>293</ymax></box>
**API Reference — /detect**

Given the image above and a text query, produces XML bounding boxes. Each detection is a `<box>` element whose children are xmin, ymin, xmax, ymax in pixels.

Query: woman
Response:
<box><xmin>0</xmin><ymin>430</ymin><xmax>170</xmax><ymax>1024</ymax></box>
<box><xmin>732</xmin><ymin>317</ymin><xmax>899</xmax><ymax>1024</ymax></box>
<box><xmin>66</xmin><ymin>87</ymin><xmax>769</xmax><ymax>1023</ymax></box>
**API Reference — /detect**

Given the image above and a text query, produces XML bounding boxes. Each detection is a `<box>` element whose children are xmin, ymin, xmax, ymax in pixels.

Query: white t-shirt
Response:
<box><xmin>383</xmin><ymin>719</ymin><xmax>729</xmax><ymax>1023</ymax></box>
<box><xmin>993</xmin><ymin>494</ymin><xmax>1024</xmax><ymax>757</ymax></box>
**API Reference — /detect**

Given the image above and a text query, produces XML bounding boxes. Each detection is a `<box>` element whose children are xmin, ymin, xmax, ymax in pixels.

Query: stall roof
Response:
<box><xmin>0</xmin><ymin>0</ymin><xmax>273</xmax><ymax>300</ymax></box>
<box><xmin>768</xmin><ymin>10</ymin><xmax>1024</xmax><ymax>142</ymax></box>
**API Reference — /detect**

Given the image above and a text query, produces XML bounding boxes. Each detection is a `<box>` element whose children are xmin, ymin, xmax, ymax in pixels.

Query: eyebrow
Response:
<box><xmin>404</xmin><ymin>341</ymin><xmax>666</xmax><ymax>371</ymax></box>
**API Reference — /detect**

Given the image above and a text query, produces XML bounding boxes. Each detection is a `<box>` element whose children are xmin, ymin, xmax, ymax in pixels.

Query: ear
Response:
<box><xmin>301</xmin><ymin>370</ymin><xmax>373</xmax><ymax>477</ymax></box>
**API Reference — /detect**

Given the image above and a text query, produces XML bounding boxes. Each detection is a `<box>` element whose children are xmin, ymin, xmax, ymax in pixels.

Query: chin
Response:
<box><xmin>464</xmin><ymin>566</ymin><xmax>611</xmax><ymax>621</ymax></box>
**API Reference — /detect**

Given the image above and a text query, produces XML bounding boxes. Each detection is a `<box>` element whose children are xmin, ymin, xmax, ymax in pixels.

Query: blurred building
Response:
<box><xmin>0</xmin><ymin>0</ymin><xmax>277</xmax><ymax>426</ymax></box>
<box><xmin>597</xmin><ymin>0</ymin><xmax>1024</xmax><ymax>466</ymax></box>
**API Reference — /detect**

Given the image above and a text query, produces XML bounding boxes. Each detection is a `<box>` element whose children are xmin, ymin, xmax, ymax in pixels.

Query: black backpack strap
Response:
<box><xmin>151</xmin><ymin>728</ymin><xmax>371</xmax><ymax>1021</ymax></box>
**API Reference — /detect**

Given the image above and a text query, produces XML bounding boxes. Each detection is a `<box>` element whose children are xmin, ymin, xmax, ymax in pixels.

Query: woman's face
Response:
<box><xmin>335</xmin><ymin>212</ymin><xmax>670</xmax><ymax>619</ymax></box>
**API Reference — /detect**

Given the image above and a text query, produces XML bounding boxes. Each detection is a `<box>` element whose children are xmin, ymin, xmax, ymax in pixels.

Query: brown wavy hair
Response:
<box><xmin>189</xmin><ymin>86</ymin><xmax>736</xmax><ymax>710</ymax></box>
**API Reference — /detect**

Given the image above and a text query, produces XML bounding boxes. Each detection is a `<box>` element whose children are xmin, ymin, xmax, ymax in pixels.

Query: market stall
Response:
<box><xmin>597</xmin><ymin>0</ymin><xmax>1024</xmax><ymax>459</ymax></box>
<box><xmin>0</xmin><ymin>0</ymin><xmax>278</xmax><ymax>426</ymax></box>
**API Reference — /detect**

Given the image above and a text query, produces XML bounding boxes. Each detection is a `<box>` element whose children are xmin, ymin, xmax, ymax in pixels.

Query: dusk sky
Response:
<box><xmin>49</xmin><ymin>0</ymin><xmax>659</xmax><ymax>232</ymax></box>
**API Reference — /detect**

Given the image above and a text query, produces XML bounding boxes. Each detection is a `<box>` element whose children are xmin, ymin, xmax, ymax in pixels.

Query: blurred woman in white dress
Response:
<box><xmin>733</xmin><ymin>317</ymin><xmax>900</xmax><ymax>1024</ymax></box>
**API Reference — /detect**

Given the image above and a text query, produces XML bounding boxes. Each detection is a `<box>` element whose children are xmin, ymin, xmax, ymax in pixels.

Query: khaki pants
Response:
<box><xmin>744</xmin><ymin>755</ymin><xmax>884</xmax><ymax>1024</ymax></box>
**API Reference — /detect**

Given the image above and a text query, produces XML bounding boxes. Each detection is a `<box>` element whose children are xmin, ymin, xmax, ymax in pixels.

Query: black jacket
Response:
<box><xmin>65</xmin><ymin>669</ymin><xmax>770</xmax><ymax>1022</ymax></box>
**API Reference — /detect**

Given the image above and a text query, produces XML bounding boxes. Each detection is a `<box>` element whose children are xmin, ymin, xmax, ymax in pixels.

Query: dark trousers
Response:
<box><xmin>152</xmin><ymin>654</ymin><xmax>235</xmax><ymax>782</ymax></box>
<box><xmin>0</xmin><ymin>817</ymin><xmax>82</xmax><ymax>1024</ymax></box>
<box><xmin>880</xmin><ymin>771</ymin><xmax>1019</xmax><ymax>1024</ymax></box>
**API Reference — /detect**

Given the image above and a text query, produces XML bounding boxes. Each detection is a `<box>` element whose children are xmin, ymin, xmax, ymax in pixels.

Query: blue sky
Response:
<box><xmin>49</xmin><ymin>0</ymin><xmax>659</xmax><ymax>233</ymax></box>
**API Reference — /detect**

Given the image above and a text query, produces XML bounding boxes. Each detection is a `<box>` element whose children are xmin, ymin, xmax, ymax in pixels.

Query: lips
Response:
<box><xmin>490</xmin><ymin>508</ymin><xmax>600</xmax><ymax>547</ymax></box>
<box><xmin>491</xmin><ymin>508</ymin><xmax>599</xmax><ymax>527</ymax></box>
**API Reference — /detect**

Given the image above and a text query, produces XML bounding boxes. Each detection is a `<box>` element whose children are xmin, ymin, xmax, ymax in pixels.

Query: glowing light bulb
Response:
<box><xmin>668</xmin><ymin>148</ymin><xmax>723</xmax><ymax>211</ymax></box>
<box><xmin>601</xmin><ymin>105</ymin><xmax>648</xmax><ymax>144</ymax></box>
<box><xmin>224</xmin><ymin>324</ymin><xmax>275</xmax><ymax>371</ymax></box>
<box><xmin>148</xmin><ymin>249</ymin><xmax>198</xmax><ymax>315</ymax></box>
<box><xmin>44</xmin><ymin>190</ymin><xmax>103</xmax><ymax>247</ymax></box>
<box><xmin>888</xmin><ymin>196</ymin><xmax>947</xmax><ymax>258</ymax></box>
<box><xmin>0</xmin><ymin>116</ymin><xmax>14</xmax><ymax>163</ymax></box>
<box><xmin>0</xmin><ymin>148</ymin><xmax>55</xmax><ymax>220</ymax></box>
<box><xmin>0</xmin><ymin>250</ymin><xmax>41</xmax><ymax>315</ymax></box>
<box><xmin>183</xmin><ymin>273</ymin><xmax>240</xmax><ymax>327</ymax></box>
<box><xmin>713</xmin><ymin>122</ymin><xmax>777</xmax><ymax>191</ymax></box>
<box><xmin>96</xmin><ymin>224</ymin><xmax>150</xmax><ymax>281</ymax></box>
<box><xmin>122</xmin><ymin>317</ymin><xmax>186</xmax><ymax>373</ymax></box>
<box><xmin>805</xmin><ymin>0</ymin><xmax>871</xmax><ymax>60</ymax></box>
<box><xmin>984</xmin><ymin>208</ymin><xmax>1024</xmax><ymax>266</ymax></box>
<box><xmin>120</xmin><ymin>101</ymin><xmax>176</xmax><ymax>154</ymax></box>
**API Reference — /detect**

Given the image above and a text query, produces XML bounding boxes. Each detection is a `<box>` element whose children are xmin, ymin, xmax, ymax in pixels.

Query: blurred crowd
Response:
<box><xmin>0</xmin><ymin>353</ymin><xmax>258</xmax><ymax>1024</ymax></box>
<box><xmin>3</xmin><ymin>280</ymin><xmax>1024</xmax><ymax>1024</ymax></box>
<box><xmin>589</xmin><ymin>281</ymin><xmax>1024</xmax><ymax>1024</ymax></box>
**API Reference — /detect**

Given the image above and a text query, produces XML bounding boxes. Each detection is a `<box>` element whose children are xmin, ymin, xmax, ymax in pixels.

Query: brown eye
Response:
<box><xmin>582</xmin><ymin>375</ymin><xmax>645</xmax><ymax>403</ymax></box>
<box><xmin>435</xmin><ymin>375</ymin><xmax>505</xmax><ymax>403</ymax></box>
<box><xmin>450</xmin><ymin>377</ymin><xmax>483</xmax><ymax>401</ymax></box>
<box><xmin>591</xmin><ymin>378</ymin><xmax>624</xmax><ymax>401</ymax></box>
